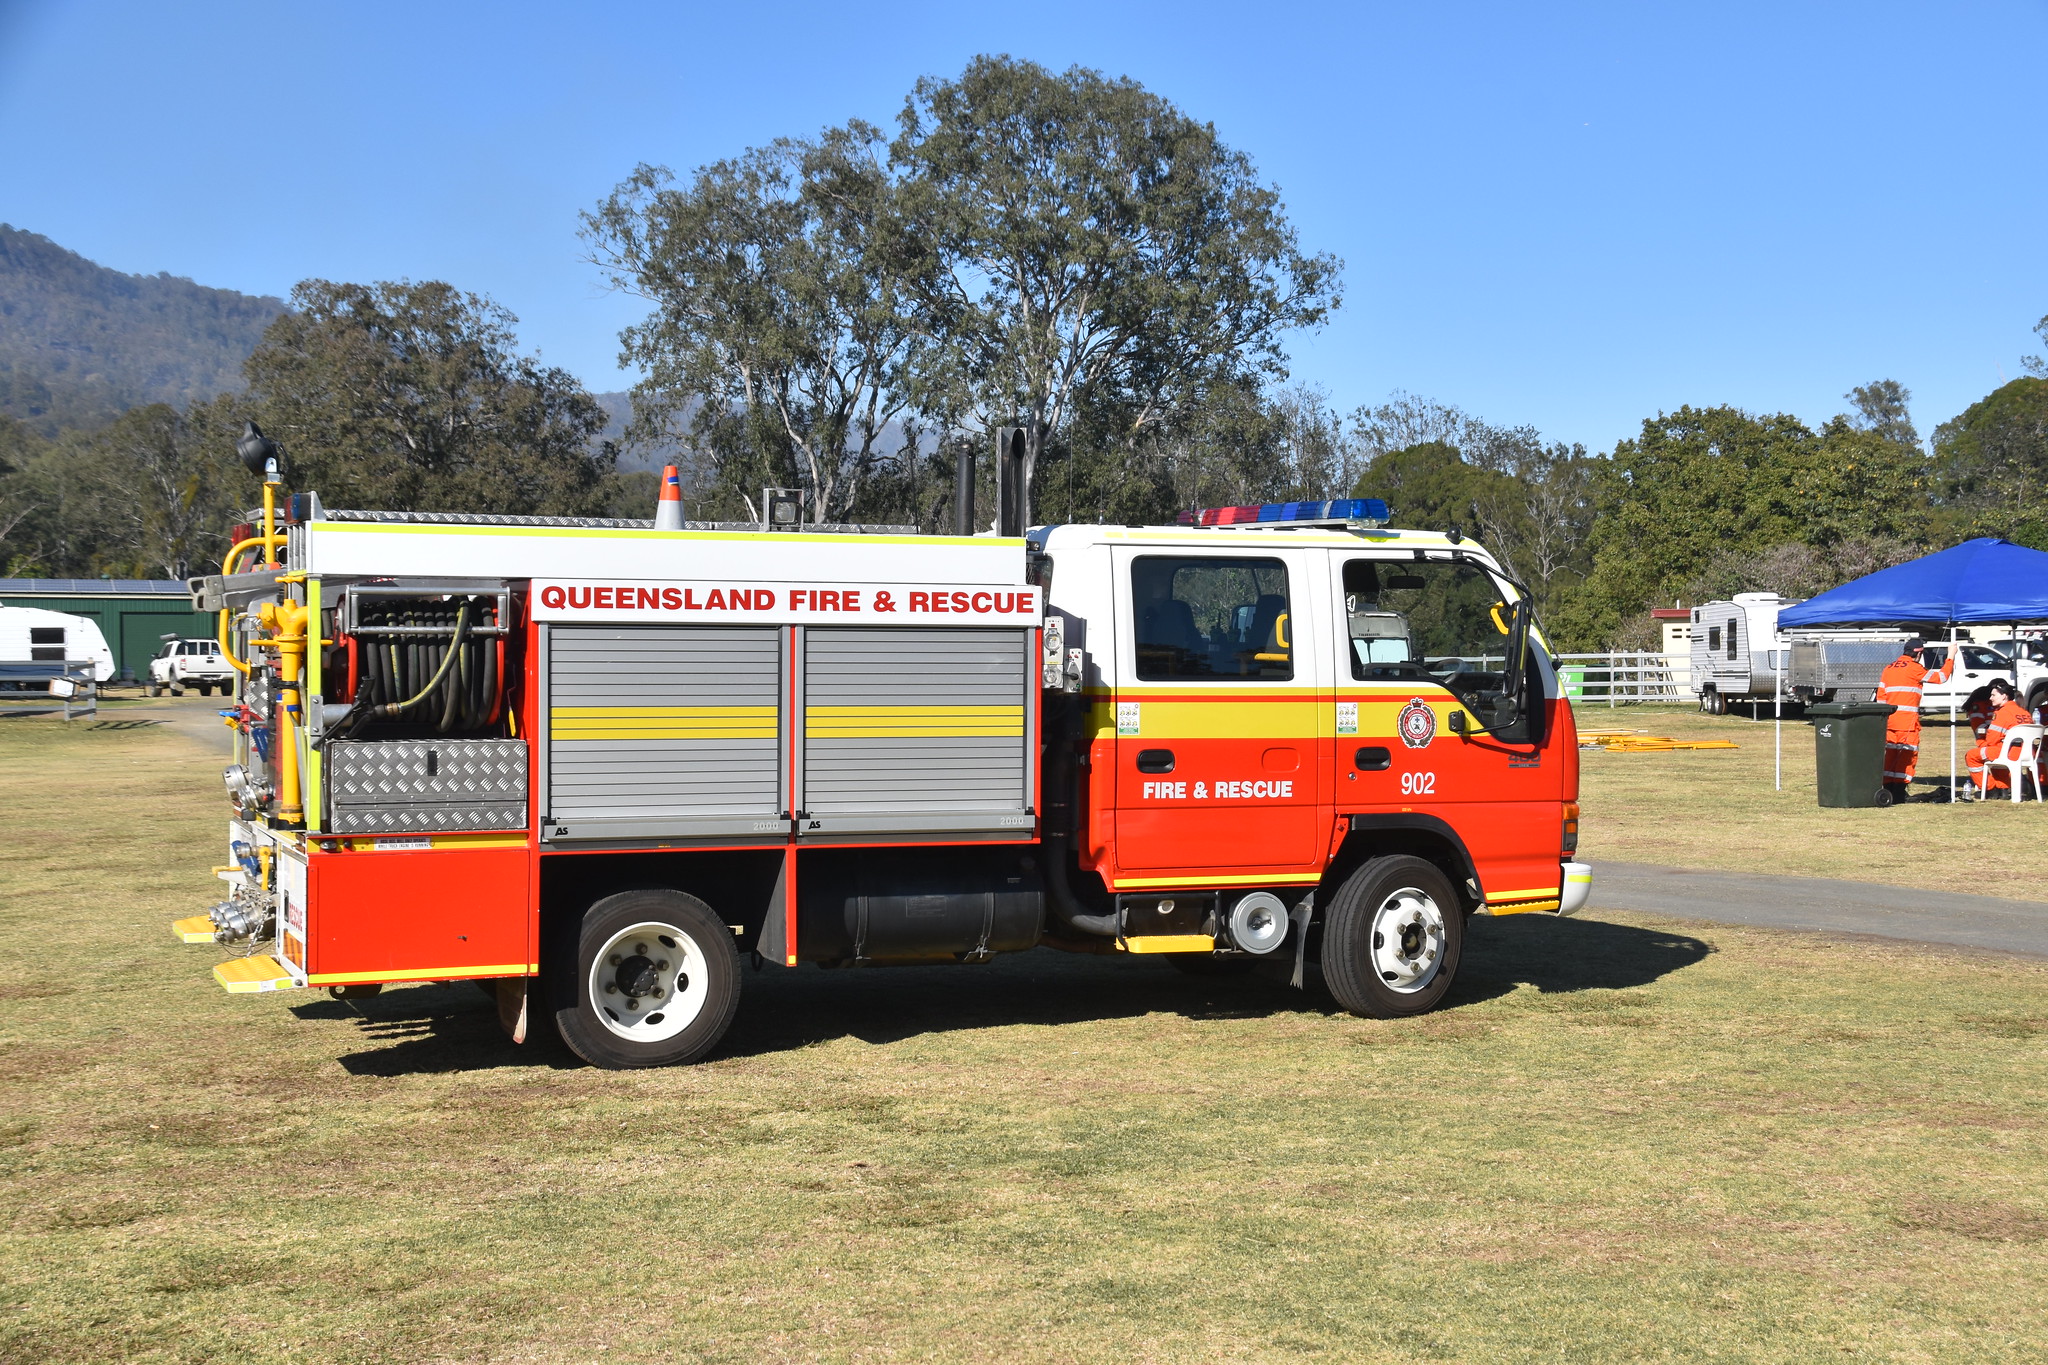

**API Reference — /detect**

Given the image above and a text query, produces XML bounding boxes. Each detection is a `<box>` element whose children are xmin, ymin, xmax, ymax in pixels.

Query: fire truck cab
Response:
<box><xmin>179</xmin><ymin>494</ymin><xmax>1590</xmax><ymax>1069</ymax></box>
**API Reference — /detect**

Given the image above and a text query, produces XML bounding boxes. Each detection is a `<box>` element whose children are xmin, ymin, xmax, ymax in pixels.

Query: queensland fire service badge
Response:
<box><xmin>1397</xmin><ymin>697</ymin><xmax>1437</xmax><ymax>749</ymax></box>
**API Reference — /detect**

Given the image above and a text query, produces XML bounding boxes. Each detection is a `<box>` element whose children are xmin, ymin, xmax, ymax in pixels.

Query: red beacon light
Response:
<box><xmin>1177</xmin><ymin>498</ymin><xmax>1390</xmax><ymax>528</ymax></box>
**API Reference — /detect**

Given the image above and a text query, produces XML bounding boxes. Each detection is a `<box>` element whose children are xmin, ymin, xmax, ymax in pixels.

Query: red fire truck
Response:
<box><xmin>178</xmin><ymin>485</ymin><xmax>1591</xmax><ymax>1068</ymax></box>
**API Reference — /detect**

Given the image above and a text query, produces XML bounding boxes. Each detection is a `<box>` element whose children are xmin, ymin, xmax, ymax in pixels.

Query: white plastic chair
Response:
<box><xmin>1984</xmin><ymin>724</ymin><xmax>2046</xmax><ymax>802</ymax></box>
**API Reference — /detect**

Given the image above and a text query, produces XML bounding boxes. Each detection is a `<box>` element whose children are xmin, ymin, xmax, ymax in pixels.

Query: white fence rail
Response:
<box><xmin>1556</xmin><ymin>652</ymin><xmax>1693</xmax><ymax>706</ymax></box>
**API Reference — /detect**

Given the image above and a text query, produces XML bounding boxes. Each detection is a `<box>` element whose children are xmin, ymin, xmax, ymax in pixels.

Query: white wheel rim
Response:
<box><xmin>588</xmin><ymin>920</ymin><xmax>709</xmax><ymax>1043</ymax></box>
<box><xmin>1368</xmin><ymin>886</ymin><xmax>1446</xmax><ymax>994</ymax></box>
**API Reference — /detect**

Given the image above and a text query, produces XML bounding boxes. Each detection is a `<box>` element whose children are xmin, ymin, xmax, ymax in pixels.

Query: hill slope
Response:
<box><xmin>0</xmin><ymin>225</ymin><xmax>285</xmax><ymax>435</ymax></box>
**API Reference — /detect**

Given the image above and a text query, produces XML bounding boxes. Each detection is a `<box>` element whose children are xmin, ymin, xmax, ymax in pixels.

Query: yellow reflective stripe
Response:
<box><xmin>1113</xmin><ymin>872</ymin><xmax>1323</xmax><ymax>888</ymax></box>
<box><xmin>312</xmin><ymin>521</ymin><xmax>1016</xmax><ymax>548</ymax></box>
<box><xmin>806</xmin><ymin>704</ymin><xmax>1022</xmax><ymax>739</ymax></box>
<box><xmin>1094</xmin><ymin>699</ymin><xmax>1321</xmax><ymax>740</ymax></box>
<box><xmin>305</xmin><ymin>963</ymin><xmax>535</xmax><ymax>985</ymax></box>
<box><xmin>551</xmin><ymin>705</ymin><xmax>777</xmax><ymax>741</ymax></box>
<box><xmin>1488</xmin><ymin>886</ymin><xmax>1561</xmax><ymax>902</ymax></box>
<box><xmin>1490</xmin><ymin>899</ymin><xmax>1561</xmax><ymax>916</ymax></box>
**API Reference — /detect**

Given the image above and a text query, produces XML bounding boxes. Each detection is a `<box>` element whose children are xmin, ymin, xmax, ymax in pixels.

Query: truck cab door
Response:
<box><xmin>1106</xmin><ymin>547</ymin><xmax>1329</xmax><ymax>879</ymax></box>
<box><xmin>1328</xmin><ymin>551</ymin><xmax>1561</xmax><ymax>909</ymax></box>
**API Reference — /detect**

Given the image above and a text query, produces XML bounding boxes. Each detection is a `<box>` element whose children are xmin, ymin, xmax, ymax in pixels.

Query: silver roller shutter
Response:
<box><xmin>546</xmin><ymin>625</ymin><xmax>784</xmax><ymax>840</ymax></box>
<box><xmin>801</xmin><ymin>627</ymin><xmax>1032</xmax><ymax>835</ymax></box>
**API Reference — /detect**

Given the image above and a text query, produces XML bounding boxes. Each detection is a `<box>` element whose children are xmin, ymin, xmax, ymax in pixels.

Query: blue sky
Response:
<box><xmin>2</xmin><ymin>0</ymin><xmax>2043</xmax><ymax>455</ymax></box>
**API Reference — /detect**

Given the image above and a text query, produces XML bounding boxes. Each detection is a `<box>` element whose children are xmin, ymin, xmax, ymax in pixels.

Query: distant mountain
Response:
<box><xmin>592</xmin><ymin>389</ymin><xmax>696</xmax><ymax>473</ymax></box>
<box><xmin>0</xmin><ymin>224</ymin><xmax>285</xmax><ymax>436</ymax></box>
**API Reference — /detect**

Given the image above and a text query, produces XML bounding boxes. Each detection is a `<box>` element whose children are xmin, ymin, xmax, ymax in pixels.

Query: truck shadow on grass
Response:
<box><xmin>304</xmin><ymin>914</ymin><xmax>1711</xmax><ymax>1076</ymax></box>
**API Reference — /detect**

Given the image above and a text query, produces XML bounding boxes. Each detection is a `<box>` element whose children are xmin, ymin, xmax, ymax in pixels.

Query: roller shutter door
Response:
<box><xmin>801</xmin><ymin>626</ymin><xmax>1032</xmax><ymax>834</ymax></box>
<box><xmin>546</xmin><ymin>625</ymin><xmax>783</xmax><ymax>840</ymax></box>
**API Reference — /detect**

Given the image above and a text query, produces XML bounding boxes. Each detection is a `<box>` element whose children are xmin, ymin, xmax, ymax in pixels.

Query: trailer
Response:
<box><xmin>1789</xmin><ymin>633</ymin><xmax>2048</xmax><ymax>713</ymax></box>
<box><xmin>1690</xmin><ymin>594</ymin><xmax>1795</xmax><ymax>713</ymax></box>
<box><xmin>0</xmin><ymin>604</ymin><xmax>116</xmax><ymax>685</ymax></box>
<box><xmin>172</xmin><ymin>482</ymin><xmax>1591</xmax><ymax>1068</ymax></box>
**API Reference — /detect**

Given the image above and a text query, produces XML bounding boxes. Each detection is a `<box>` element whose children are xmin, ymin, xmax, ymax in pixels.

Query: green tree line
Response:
<box><xmin>3</xmin><ymin>56</ymin><xmax>2046</xmax><ymax>656</ymax></box>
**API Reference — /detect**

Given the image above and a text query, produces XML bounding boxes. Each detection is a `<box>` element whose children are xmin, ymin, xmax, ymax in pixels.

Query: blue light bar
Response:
<box><xmin>1179</xmin><ymin>498</ymin><xmax>1390</xmax><ymax>527</ymax></box>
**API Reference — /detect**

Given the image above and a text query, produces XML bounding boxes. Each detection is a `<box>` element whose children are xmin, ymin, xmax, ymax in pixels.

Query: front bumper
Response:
<box><xmin>1559</xmin><ymin>861</ymin><xmax>1593</xmax><ymax>916</ymax></box>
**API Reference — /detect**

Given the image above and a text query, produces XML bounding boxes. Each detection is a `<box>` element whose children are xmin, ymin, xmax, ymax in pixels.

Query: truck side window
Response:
<box><xmin>1132</xmin><ymin>556</ymin><xmax>1291</xmax><ymax>680</ymax></box>
<box><xmin>1342</xmin><ymin>556</ymin><xmax>1537</xmax><ymax>739</ymax></box>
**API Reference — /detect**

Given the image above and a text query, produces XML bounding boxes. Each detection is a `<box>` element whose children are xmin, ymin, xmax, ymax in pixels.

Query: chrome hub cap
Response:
<box><xmin>1368</xmin><ymin>887</ymin><xmax>1446</xmax><ymax>993</ymax></box>
<box><xmin>588</xmin><ymin>921</ymin><xmax>709</xmax><ymax>1042</ymax></box>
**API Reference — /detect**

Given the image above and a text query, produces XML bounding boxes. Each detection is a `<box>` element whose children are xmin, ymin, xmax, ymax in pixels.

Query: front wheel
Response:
<box><xmin>144</xmin><ymin>679</ymin><xmax>161</xmax><ymax>697</ymax></box>
<box><xmin>548</xmin><ymin>889</ymin><xmax>740</xmax><ymax>1069</ymax></box>
<box><xmin>1321</xmin><ymin>855</ymin><xmax>1464</xmax><ymax>1018</ymax></box>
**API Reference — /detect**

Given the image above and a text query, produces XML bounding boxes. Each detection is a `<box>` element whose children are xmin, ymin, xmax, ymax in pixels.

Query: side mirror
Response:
<box><xmin>1500</xmin><ymin>597</ymin><xmax>1533</xmax><ymax>723</ymax></box>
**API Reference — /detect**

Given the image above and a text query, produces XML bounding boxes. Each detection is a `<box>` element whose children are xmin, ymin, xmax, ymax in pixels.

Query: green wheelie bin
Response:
<box><xmin>1808</xmin><ymin>701</ymin><xmax>1896</xmax><ymax>808</ymax></box>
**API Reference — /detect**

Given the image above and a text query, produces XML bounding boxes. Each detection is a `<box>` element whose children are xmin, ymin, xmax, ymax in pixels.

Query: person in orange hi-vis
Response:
<box><xmin>1963</xmin><ymin>678</ymin><xmax>2034</xmax><ymax>799</ymax></box>
<box><xmin>1876</xmin><ymin>637</ymin><xmax>1955</xmax><ymax>803</ymax></box>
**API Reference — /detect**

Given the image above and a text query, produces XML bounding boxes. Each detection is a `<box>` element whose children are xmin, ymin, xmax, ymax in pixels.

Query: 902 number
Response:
<box><xmin>1400</xmin><ymin>772</ymin><xmax>1437</xmax><ymax>795</ymax></box>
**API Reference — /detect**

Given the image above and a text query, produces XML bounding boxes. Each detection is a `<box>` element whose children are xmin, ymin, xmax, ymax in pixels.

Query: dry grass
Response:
<box><xmin>3</xmin><ymin>705</ymin><xmax>2047</xmax><ymax>1362</ymax></box>
<box><xmin>1579</xmin><ymin>704</ymin><xmax>2048</xmax><ymax>902</ymax></box>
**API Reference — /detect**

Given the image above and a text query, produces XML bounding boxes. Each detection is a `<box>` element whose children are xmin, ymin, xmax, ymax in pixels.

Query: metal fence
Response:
<box><xmin>1556</xmin><ymin>652</ymin><xmax>1693</xmax><ymax>706</ymax></box>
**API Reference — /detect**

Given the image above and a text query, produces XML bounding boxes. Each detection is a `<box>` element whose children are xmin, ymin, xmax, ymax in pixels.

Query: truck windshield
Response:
<box><xmin>1342</xmin><ymin>556</ymin><xmax>1525</xmax><ymax>723</ymax></box>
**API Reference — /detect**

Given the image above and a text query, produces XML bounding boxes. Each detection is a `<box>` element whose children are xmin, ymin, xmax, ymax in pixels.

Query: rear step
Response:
<box><xmin>213</xmin><ymin>955</ymin><xmax>298</xmax><ymax>993</ymax></box>
<box><xmin>171</xmin><ymin>915</ymin><xmax>216</xmax><ymax>944</ymax></box>
<box><xmin>1121</xmin><ymin>935</ymin><xmax>1216</xmax><ymax>954</ymax></box>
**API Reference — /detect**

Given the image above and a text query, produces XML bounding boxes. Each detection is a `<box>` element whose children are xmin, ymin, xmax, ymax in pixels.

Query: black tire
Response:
<box><xmin>548</xmin><ymin>889</ymin><xmax>740</xmax><ymax>1069</ymax></box>
<box><xmin>1321</xmin><ymin>855</ymin><xmax>1464</xmax><ymax>1018</ymax></box>
<box><xmin>144</xmin><ymin>680</ymin><xmax>161</xmax><ymax>697</ymax></box>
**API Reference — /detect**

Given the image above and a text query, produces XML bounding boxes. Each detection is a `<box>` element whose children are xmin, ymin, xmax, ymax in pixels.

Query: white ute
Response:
<box><xmin>147</xmin><ymin>637</ymin><xmax>235</xmax><ymax>696</ymax></box>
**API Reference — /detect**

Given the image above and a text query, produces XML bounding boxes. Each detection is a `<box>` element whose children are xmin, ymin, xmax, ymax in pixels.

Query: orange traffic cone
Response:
<box><xmin>653</xmin><ymin>464</ymin><xmax>684</xmax><ymax>530</ymax></box>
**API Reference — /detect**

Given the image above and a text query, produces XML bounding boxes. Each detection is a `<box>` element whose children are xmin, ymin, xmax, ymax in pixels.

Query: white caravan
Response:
<box><xmin>1689</xmin><ymin>593</ymin><xmax>1793</xmax><ymax>713</ymax></box>
<box><xmin>0</xmin><ymin>604</ymin><xmax>116</xmax><ymax>683</ymax></box>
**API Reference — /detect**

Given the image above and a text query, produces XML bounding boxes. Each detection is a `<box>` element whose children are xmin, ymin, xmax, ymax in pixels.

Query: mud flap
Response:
<box><xmin>495</xmin><ymin>977</ymin><xmax>528</xmax><ymax>1044</ymax></box>
<box><xmin>1289</xmin><ymin>893</ymin><xmax>1315</xmax><ymax>990</ymax></box>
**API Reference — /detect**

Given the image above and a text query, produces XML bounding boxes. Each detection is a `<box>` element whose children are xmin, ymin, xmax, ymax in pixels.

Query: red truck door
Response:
<box><xmin>1107</xmin><ymin>547</ymin><xmax>1330</xmax><ymax>881</ymax></box>
<box><xmin>1327</xmin><ymin>551</ymin><xmax>1562</xmax><ymax>908</ymax></box>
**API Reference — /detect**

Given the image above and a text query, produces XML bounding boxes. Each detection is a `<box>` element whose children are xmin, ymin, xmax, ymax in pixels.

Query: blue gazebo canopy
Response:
<box><xmin>1778</xmin><ymin>538</ymin><xmax>2048</xmax><ymax>628</ymax></box>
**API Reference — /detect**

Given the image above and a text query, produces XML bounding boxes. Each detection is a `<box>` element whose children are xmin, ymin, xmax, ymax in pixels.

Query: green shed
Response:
<box><xmin>0</xmin><ymin>579</ymin><xmax>217</xmax><ymax>681</ymax></box>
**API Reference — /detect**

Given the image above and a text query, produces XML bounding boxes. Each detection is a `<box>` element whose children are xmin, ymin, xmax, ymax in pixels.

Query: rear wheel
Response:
<box><xmin>548</xmin><ymin>889</ymin><xmax>740</xmax><ymax>1069</ymax></box>
<box><xmin>1321</xmin><ymin>855</ymin><xmax>1463</xmax><ymax>1018</ymax></box>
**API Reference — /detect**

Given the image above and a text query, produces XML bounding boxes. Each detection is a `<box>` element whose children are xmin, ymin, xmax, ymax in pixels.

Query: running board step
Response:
<box><xmin>1121</xmin><ymin>935</ymin><xmax>1216</xmax><ymax>954</ymax></box>
<box><xmin>171</xmin><ymin>915</ymin><xmax>217</xmax><ymax>944</ymax></box>
<box><xmin>214</xmin><ymin>955</ymin><xmax>299</xmax><ymax>993</ymax></box>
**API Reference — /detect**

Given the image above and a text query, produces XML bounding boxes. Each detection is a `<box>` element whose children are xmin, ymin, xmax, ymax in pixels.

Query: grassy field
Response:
<box><xmin>1578</xmin><ymin>704</ymin><xmax>2047</xmax><ymax>903</ymax></box>
<box><xmin>2</xmin><ymin>704</ymin><xmax>2047</xmax><ymax>1363</ymax></box>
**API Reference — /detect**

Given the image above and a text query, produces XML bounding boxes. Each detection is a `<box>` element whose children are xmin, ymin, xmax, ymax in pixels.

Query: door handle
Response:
<box><xmin>1136</xmin><ymin>749</ymin><xmax>1175</xmax><ymax>773</ymax></box>
<box><xmin>1354</xmin><ymin>746</ymin><xmax>1391</xmax><ymax>771</ymax></box>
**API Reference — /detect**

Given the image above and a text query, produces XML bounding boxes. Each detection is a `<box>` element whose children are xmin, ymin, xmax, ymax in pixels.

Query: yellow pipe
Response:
<box><xmin>217</xmin><ymin>535</ymin><xmax>289</xmax><ymax>676</ymax></box>
<box><xmin>223</xmin><ymin>534</ymin><xmax>287</xmax><ymax>576</ymax></box>
<box><xmin>262</xmin><ymin>483</ymin><xmax>276</xmax><ymax>548</ymax></box>
<box><xmin>258</xmin><ymin>599</ymin><xmax>309</xmax><ymax>822</ymax></box>
<box><xmin>219</xmin><ymin>608</ymin><xmax>251</xmax><ymax>675</ymax></box>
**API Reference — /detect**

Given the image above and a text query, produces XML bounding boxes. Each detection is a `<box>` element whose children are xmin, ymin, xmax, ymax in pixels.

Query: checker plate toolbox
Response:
<box><xmin>323</xmin><ymin>739</ymin><xmax>528</xmax><ymax>833</ymax></box>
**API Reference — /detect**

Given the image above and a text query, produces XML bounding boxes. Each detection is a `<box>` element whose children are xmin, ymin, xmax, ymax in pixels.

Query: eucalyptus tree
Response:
<box><xmin>240</xmin><ymin>280</ymin><xmax>610</xmax><ymax>516</ymax></box>
<box><xmin>890</xmin><ymin>55</ymin><xmax>1341</xmax><ymax>520</ymax></box>
<box><xmin>584</xmin><ymin>123</ymin><xmax>937</xmax><ymax>523</ymax></box>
